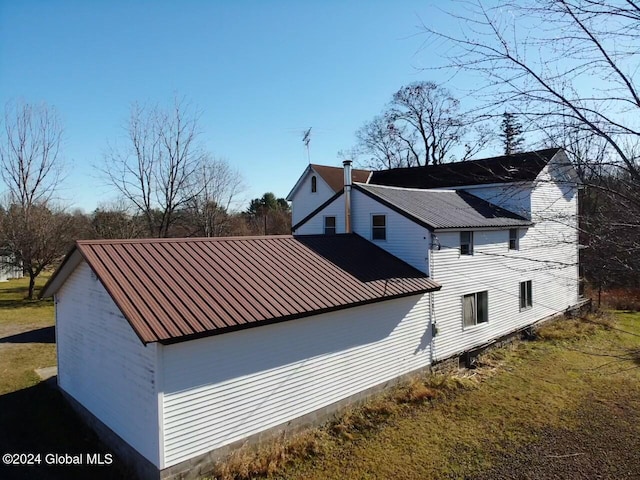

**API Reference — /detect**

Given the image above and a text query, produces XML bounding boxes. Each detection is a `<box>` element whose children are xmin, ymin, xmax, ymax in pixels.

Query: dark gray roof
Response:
<box><xmin>369</xmin><ymin>148</ymin><xmax>560</xmax><ymax>189</ymax></box>
<box><xmin>355</xmin><ymin>184</ymin><xmax>532</xmax><ymax>230</ymax></box>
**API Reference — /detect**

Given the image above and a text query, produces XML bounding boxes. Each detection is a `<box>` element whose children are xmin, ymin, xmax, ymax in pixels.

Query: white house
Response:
<box><xmin>41</xmin><ymin>147</ymin><xmax>582</xmax><ymax>479</ymax></box>
<box><xmin>291</xmin><ymin>147</ymin><xmax>581</xmax><ymax>362</ymax></box>
<box><xmin>0</xmin><ymin>254</ymin><xmax>23</xmax><ymax>282</ymax></box>
<box><xmin>41</xmin><ymin>235</ymin><xmax>440</xmax><ymax>479</ymax></box>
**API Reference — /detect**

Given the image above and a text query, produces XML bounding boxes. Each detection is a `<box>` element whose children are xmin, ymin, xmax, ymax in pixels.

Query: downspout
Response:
<box><xmin>343</xmin><ymin>160</ymin><xmax>352</xmax><ymax>233</ymax></box>
<box><xmin>429</xmin><ymin>232</ymin><xmax>440</xmax><ymax>365</ymax></box>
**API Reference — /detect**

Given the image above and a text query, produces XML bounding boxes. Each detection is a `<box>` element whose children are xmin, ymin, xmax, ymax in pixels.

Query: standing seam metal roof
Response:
<box><xmin>45</xmin><ymin>234</ymin><xmax>440</xmax><ymax>345</ymax></box>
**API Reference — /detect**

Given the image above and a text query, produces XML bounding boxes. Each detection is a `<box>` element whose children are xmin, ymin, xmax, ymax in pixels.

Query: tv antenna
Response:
<box><xmin>302</xmin><ymin>127</ymin><xmax>312</xmax><ymax>163</ymax></box>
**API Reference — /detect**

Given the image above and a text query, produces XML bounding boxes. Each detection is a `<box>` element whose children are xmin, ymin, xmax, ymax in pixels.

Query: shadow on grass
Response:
<box><xmin>0</xmin><ymin>326</ymin><xmax>55</xmax><ymax>344</ymax></box>
<box><xmin>0</xmin><ymin>298</ymin><xmax>53</xmax><ymax>310</ymax></box>
<box><xmin>0</xmin><ymin>382</ymin><xmax>130</xmax><ymax>480</ymax></box>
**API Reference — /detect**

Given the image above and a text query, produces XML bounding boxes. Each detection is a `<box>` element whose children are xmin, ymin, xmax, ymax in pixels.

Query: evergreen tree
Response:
<box><xmin>500</xmin><ymin>112</ymin><xmax>525</xmax><ymax>155</ymax></box>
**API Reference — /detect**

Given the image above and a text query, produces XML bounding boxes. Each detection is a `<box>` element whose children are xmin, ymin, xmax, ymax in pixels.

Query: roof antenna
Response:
<box><xmin>302</xmin><ymin>127</ymin><xmax>312</xmax><ymax>163</ymax></box>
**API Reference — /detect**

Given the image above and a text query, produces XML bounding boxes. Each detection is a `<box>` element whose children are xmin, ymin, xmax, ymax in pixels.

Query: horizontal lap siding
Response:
<box><xmin>161</xmin><ymin>294</ymin><xmax>432</xmax><ymax>467</ymax></box>
<box><xmin>351</xmin><ymin>190</ymin><xmax>431</xmax><ymax>274</ymax></box>
<box><xmin>432</xmin><ymin>161</ymin><xmax>578</xmax><ymax>360</ymax></box>
<box><xmin>56</xmin><ymin>261</ymin><xmax>160</xmax><ymax>466</ymax></box>
<box><xmin>294</xmin><ymin>193</ymin><xmax>345</xmax><ymax>235</ymax></box>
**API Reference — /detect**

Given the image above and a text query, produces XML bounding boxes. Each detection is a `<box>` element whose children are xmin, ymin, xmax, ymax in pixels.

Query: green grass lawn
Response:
<box><xmin>0</xmin><ymin>275</ymin><xmax>56</xmax><ymax>395</ymax></box>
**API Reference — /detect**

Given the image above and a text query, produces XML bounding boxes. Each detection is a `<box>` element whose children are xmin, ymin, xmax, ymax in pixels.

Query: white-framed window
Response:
<box><xmin>509</xmin><ymin>228</ymin><xmax>519</xmax><ymax>250</ymax></box>
<box><xmin>311</xmin><ymin>175</ymin><xmax>317</xmax><ymax>193</ymax></box>
<box><xmin>463</xmin><ymin>291</ymin><xmax>488</xmax><ymax>327</ymax></box>
<box><xmin>460</xmin><ymin>231</ymin><xmax>473</xmax><ymax>255</ymax></box>
<box><xmin>372</xmin><ymin>214</ymin><xmax>386</xmax><ymax>240</ymax></box>
<box><xmin>324</xmin><ymin>216</ymin><xmax>336</xmax><ymax>235</ymax></box>
<box><xmin>520</xmin><ymin>280</ymin><xmax>532</xmax><ymax>310</ymax></box>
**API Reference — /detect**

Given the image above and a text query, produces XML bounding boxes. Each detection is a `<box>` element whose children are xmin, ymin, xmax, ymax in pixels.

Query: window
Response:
<box><xmin>311</xmin><ymin>175</ymin><xmax>317</xmax><ymax>193</ymax></box>
<box><xmin>324</xmin><ymin>216</ymin><xmax>336</xmax><ymax>235</ymax></box>
<box><xmin>463</xmin><ymin>291</ymin><xmax>488</xmax><ymax>327</ymax></box>
<box><xmin>372</xmin><ymin>215</ymin><xmax>386</xmax><ymax>240</ymax></box>
<box><xmin>509</xmin><ymin>228</ymin><xmax>518</xmax><ymax>250</ymax></box>
<box><xmin>460</xmin><ymin>231</ymin><xmax>473</xmax><ymax>255</ymax></box>
<box><xmin>520</xmin><ymin>280</ymin><xmax>532</xmax><ymax>310</ymax></box>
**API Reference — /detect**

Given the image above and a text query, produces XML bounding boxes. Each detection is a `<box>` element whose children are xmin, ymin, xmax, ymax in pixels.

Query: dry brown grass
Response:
<box><xmin>535</xmin><ymin>313</ymin><xmax>614</xmax><ymax>341</ymax></box>
<box><xmin>589</xmin><ymin>287</ymin><xmax>640</xmax><ymax>311</ymax></box>
<box><xmin>209</xmin><ymin>429</ymin><xmax>330</xmax><ymax>480</ymax></box>
<box><xmin>207</xmin><ymin>312</ymin><xmax>630</xmax><ymax>480</ymax></box>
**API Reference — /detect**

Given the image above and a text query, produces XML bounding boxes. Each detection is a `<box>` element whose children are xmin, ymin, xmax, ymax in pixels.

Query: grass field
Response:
<box><xmin>0</xmin><ymin>275</ymin><xmax>638</xmax><ymax>480</ymax></box>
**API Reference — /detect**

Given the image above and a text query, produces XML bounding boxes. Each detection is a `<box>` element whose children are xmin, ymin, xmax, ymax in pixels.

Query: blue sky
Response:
<box><xmin>0</xmin><ymin>1</ymin><xmax>478</xmax><ymax>212</ymax></box>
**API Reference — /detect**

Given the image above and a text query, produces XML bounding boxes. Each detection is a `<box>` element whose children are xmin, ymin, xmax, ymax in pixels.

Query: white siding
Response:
<box><xmin>290</xmin><ymin>170</ymin><xmax>336</xmax><ymax>226</ymax></box>
<box><xmin>0</xmin><ymin>256</ymin><xmax>23</xmax><ymax>282</ymax></box>
<box><xmin>161</xmin><ymin>294</ymin><xmax>433</xmax><ymax>467</ymax></box>
<box><xmin>56</xmin><ymin>261</ymin><xmax>161</xmax><ymax>467</ymax></box>
<box><xmin>351</xmin><ymin>189</ymin><xmax>431</xmax><ymax>274</ymax></box>
<box><xmin>294</xmin><ymin>190</ymin><xmax>431</xmax><ymax>274</ymax></box>
<box><xmin>294</xmin><ymin>192</ymin><xmax>346</xmax><ymax>235</ymax></box>
<box><xmin>453</xmin><ymin>183</ymin><xmax>532</xmax><ymax>218</ymax></box>
<box><xmin>431</xmin><ymin>161</ymin><xmax>579</xmax><ymax>360</ymax></box>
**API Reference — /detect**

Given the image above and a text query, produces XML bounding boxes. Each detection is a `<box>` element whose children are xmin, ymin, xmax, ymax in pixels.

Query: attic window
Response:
<box><xmin>509</xmin><ymin>229</ymin><xmax>518</xmax><ymax>250</ymax></box>
<box><xmin>311</xmin><ymin>175</ymin><xmax>317</xmax><ymax>193</ymax></box>
<box><xmin>460</xmin><ymin>231</ymin><xmax>473</xmax><ymax>255</ymax></box>
<box><xmin>324</xmin><ymin>216</ymin><xmax>336</xmax><ymax>235</ymax></box>
<box><xmin>372</xmin><ymin>215</ymin><xmax>386</xmax><ymax>240</ymax></box>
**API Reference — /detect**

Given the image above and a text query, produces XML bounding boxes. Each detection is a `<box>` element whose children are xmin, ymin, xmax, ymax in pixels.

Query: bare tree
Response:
<box><xmin>186</xmin><ymin>157</ymin><xmax>244</xmax><ymax>237</ymax></box>
<box><xmin>102</xmin><ymin>97</ymin><xmax>207</xmax><ymax>237</ymax></box>
<box><xmin>421</xmin><ymin>0</ymin><xmax>640</xmax><ymax>288</ymax></box>
<box><xmin>0</xmin><ymin>101</ymin><xmax>68</xmax><ymax>299</ymax></box>
<box><xmin>355</xmin><ymin>114</ymin><xmax>417</xmax><ymax>169</ymax></box>
<box><xmin>0</xmin><ymin>101</ymin><xmax>64</xmax><ymax>208</ymax></box>
<box><xmin>421</xmin><ymin>0</ymin><xmax>640</xmax><ymax>180</ymax></box>
<box><xmin>354</xmin><ymin>81</ymin><xmax>490</xmax><ymax>169</ymax></box>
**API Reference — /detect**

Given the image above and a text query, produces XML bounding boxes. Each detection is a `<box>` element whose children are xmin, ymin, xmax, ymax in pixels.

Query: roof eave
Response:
<box><xmin>40</xmin><ymin>245</ymin><xmax>83</xmax><ymax>299</ymax></box>
<box><xmin>158</xmin><ymin>284</ymin><xmax>441</xmax><ymax>346</ymax></box>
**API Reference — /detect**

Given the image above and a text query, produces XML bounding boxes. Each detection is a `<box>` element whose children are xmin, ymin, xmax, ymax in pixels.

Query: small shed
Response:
<box><xmin>42</xmin><ymin>234</ymin><xmax>440</xmax><ymax>479</ymax></box>
<box><xmin>0</xmin><ymin>253</ymin><xmax>23</xmax><ymax>282</ymax></box>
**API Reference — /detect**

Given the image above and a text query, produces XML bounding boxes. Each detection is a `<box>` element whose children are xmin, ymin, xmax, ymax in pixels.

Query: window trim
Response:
<box><xmin>519</xmin><ymin>280</ymin><xmax>533</xmax><ymax>311</ymax></box>
<box><xmin>324</xmin><ymin>216</ymin><xmax>336</xmax><ymax>235</ymax></box>
<box><xmin>460</xmin><ymin>231</ymin><xmax>474</xmax><ymax>255</ymax></box>
<box><xmin>462</xmin><ymin>291</ymin><xmax>489</xmax><ymax>328</ymax></box>
<box><xmin>371</xmin><ymin>214</ymin><xmax>386</xmax><ymax>241</ymax></box>
<box><xmin>509</xmin><ymin>228</ymin><xmax>519</xmax><ymax>250</ymax></box>
<box><xmin>311</xmin><ymin>175</ymin><xmax>317</xmax><ymax>193</ymax></box>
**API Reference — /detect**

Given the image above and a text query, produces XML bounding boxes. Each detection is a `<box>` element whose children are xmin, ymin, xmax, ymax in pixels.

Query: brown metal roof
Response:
<box><xmin>43</xmin><ymin>234</ymin><xmax>440</xmax><ymax>345</ymax></box>
<box><xmin>311</xmin><ymin>164</ymin><xmax>371</xmax><ymax>192</ymax></box>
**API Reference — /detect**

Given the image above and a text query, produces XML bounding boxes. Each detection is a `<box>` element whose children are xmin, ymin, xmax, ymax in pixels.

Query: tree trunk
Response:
<box><xmin>27</xmin><ymin>272</ymin><xmax>37</xmax><ymax>300</ymax></box>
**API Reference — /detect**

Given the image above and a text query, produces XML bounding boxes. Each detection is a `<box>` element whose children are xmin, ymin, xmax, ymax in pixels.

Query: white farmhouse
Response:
<box><xmin>42</xmin><ymin>147</ymin><xmax>583</xmax><ymax>479</ymax></box>
<box><xmin>290</xmin><ymin>148</ymin><xmax>581</xmax><ymax>362</ymax></box>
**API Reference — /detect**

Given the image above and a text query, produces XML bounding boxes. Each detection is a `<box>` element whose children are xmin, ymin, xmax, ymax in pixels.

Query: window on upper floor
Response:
<box><xmin>372</xmin><ymin>214</ymin><xmax>386</xmax><ymax>240</ymax></box>
<box><xmin>311</xmin><ymin>175</ymin><xmax>317</xmax><ymax>193</ymax></box>
<box><xmin>460</xmin><ymin>231</ymin><xmax>473</xmax><ymax>255</ymax></box>
<box><xmin>463</xmin><ymin>291</ymin><xmax>488</xmax><ymax>327</ymax></box>
<box><xmin>520</xmin><ymin>280</ymin><xmax>532</xmax><ymax>310</ymax></box>
<box><xmin>509</xmin><ymin>228</ymin><xmax>519</xmax><ymax>250</ymax></box>
<box><xmin>324</xmin><ymin>216</ymin><xmax>336</xmax><ymax>235</ymax></box>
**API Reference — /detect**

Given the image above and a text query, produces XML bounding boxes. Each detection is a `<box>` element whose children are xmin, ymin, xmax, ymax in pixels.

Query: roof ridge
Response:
<box><xmin>76</xmin><ymin>235</ymin><xmax>294</xmax><ymax>245</ymax></box>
